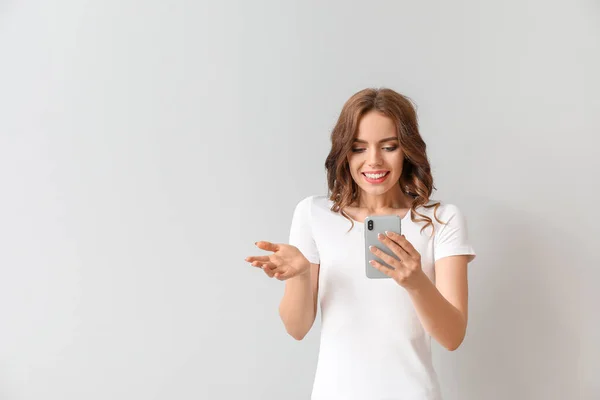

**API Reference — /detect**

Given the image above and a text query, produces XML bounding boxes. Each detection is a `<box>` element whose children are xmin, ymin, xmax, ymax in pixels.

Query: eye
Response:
<box><xmin>351</xmin><ymin>148</ymin><xmax>365</xmax><ymax>153</ymax></box>
<box><xmin>383</xmin><ymin>146</ymin><xmax>398</xmax><ymax>152</ymax></box>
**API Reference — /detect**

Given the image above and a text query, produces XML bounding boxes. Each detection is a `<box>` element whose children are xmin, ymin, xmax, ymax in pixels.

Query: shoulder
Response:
<box><xmin>291</xmin><ymin>195</ymin><xmax>333</xmax><ymax>228</ymax></box>
<box><xmin>429</xmin><ymin>200</ymin><xmax>464</xmax><ymax>221</ymax></box>
<box><xmin>414</xmin><ymin>200</ymin><xmax>469</xmax><ymax>236</ymax></box>
<box><xmin>294</xmin><ymin>194</ymin><xmax>330</xmax><ymax>212</ymax></box>
<box><xmin>416</xmin><ymin>199</ymin><xmax>464</xmax><ymax>220</ymax></box>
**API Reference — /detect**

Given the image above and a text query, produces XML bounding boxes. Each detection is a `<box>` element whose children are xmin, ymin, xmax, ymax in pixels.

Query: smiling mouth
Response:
<box><xmin>362</xmin><ymin>171</ymin><xmax>390</xmax><ymax>179</ymax></box>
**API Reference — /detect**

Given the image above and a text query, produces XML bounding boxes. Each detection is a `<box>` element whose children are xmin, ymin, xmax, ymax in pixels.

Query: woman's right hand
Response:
<box><xmin>245</xmin><ymin>241</ymin><xmax>310</xmax><ymax>280</ymax></box>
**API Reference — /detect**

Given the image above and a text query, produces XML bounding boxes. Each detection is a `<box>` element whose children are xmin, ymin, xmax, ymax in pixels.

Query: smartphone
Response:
<box><xmin>364</xmin><ymin>215</ymin><xmax>402</xmax><ymax>279</ymax></box>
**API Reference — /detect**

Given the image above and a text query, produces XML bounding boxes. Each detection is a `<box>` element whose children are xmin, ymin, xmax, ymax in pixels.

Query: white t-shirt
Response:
<box><xmin>288</xmin><ymin>195</ymin><xmax>476</xmax><ymax>400</ymax></box>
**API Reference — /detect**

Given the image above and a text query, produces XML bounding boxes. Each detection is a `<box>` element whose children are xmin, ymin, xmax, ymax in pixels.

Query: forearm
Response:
<box><xmin>406</xmin><ymin>272</ymin><xmax>467</xmax><ymax>351</ymax></box>
<box><xmin>278</xmin><ymin>270</ymin><xmax>315</xmax><ymax>340</ymax></box>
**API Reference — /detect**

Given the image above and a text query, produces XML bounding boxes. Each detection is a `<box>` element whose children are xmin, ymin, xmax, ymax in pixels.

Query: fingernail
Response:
<box><xmin>385</xmin><ymin>231</ymin><xmax>392</xmax><ymax>236</ymax></box>
<box><xmin>378</xmin><ymin>233</ymin><xmax>384</xmax><ymax>239</ymax></box>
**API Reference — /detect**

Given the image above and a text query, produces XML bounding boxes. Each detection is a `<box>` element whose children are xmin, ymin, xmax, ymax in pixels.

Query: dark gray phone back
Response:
<box><xmin>364</xmin><ymin>215</ymin><xmax>402</xmax><ymax>279</ymax></box>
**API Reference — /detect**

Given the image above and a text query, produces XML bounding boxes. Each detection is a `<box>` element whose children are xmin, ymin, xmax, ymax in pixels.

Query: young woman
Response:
<box><xmin>245</xmin><ymin>88</ymin><xmax>476</xmax><ymax>400</ymax></box>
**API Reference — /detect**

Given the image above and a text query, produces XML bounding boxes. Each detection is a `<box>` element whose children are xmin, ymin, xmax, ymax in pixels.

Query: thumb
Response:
<box><xmin>255</xmin><ymin>241</ymin><xmax>280</xmax><ymax>252</ymax></box>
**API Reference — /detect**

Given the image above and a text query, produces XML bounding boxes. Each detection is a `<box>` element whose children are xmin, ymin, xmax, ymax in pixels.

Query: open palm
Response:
<box><xmin>245</xmin><ymin>241</ymin><xmax>310</xmax><ymax>280</ymax></box>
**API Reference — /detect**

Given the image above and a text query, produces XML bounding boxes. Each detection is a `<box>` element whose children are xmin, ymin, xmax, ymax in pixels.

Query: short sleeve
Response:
<box><xmin>433</xmin><ymin>204</ymin><xmax>476</xmax><ymax>263</ymax></box>
<box><xmin>288</xmin><ymin>196</ymin><xmax>320</xmax><ymax>264</ymax></box>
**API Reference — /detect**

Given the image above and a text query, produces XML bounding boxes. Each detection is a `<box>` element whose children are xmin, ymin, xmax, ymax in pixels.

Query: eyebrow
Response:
<box><xmin>353</xmin><ymin>137</ymin><xmax>399</xmax><ymax>144</ymax></box>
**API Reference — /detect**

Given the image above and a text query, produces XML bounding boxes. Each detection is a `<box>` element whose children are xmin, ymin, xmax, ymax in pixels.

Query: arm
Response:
<box><xmin>406</xmin><ymin>255</ymin><xmax>469</xmax><ymax>351</ymax></box>
<box><xmin>369</xmin><ymin>231</ymin><xmax>471</xmax><ymax>351</ymax></box>
<box><xmin>278</xmin><ymin>262</ymin><xmax>320</xmax><ymax>340</ymax></box>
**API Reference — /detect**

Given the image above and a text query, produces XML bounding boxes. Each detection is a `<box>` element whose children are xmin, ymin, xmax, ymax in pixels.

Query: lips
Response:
<box><xmin>362</xmin><ymin>170</ymin><xmax>389</xmax><ymax>175</ymax></box>
<box><xmin>362</xmin><ymin>171</ymin><xmax>390</xmax><ymax>183</ymax></box>
<box><xmin>362</xmin><ymin>171</ymin><xmax>390</xmax><ymax>177</ymax></box>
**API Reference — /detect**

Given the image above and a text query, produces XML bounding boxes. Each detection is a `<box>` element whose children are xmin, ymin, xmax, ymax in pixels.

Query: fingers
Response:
<box><xmin>369</xmin><ymin>260</ymin><xmax>395</xmax><ymax>277</ymax></box>
<box><xmin>248</xmin><ymin>260</ymin><xmax>291</xmax><ymax>281</ymax></box>
<box><xmin>384</xmin><ymin>231</ymin><xmax>416</xmax><ymax>258</ymax></box>
<box><xmin>255</xmin><ymin>241</ymin><xmax>280</xmax><ymax>252</ymax></box>
<box><xmin>369</xmin><ymin>245</ymin><xmax>401</xmax><ymax>270</ymax></box>
<box><xmin>248</xmin><ymin>260</ymin><xmax>277</xmax><ymax>276</ymax></box>
<box><xmin>262</xmin><ymin>264</ymin><xmax>276</xmax><ymax>278</ymax></box>
<box><xmin>378</xmin><ymin>232</ymin><xmax>410</xmax><ymax>259</ymax></box>
<box><xmin>248</xmin><ymin>241</ymin><xmax>288</xmax><ymax>281</ymax></box>
<box><xmin>245</xmin><ymin>255</ymin><xmax>270</xmax><ymax>264</ymax></box>
<box><xmin>261</xmin><ymin>263</ymin><xmax>289</xmax><ymax>280</ymax></box>
<box><xmin>246</xmin><ymin>258</ymin><xmax>281</xmax><ymax>279</ymax></box>
<box><xmin>248</xmin><ymin>260</ymin><xmax>274</xmax><ymax>268</ymax></box>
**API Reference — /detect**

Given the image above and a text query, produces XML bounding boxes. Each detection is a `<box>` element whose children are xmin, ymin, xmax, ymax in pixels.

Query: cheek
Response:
<box><xmin>347</xmin><ymin>157</ymin><xmax>364</xmax><ymax>181</ymax></box>
<box><xmin>389</xmin><ymin>152</ymin><xmax>404</xmax><ymax>170</ymax></box>
<box><xmin>347</xmin><ymin>156</ymin><xmax>360</xmax><ymax>171</ymax></box>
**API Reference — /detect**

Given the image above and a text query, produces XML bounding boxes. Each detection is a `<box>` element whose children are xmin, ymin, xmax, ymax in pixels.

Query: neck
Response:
<box><xmin>355</xmin><ymin>186</ymin><xmax>412</xmax><ymax>212</ymax></box>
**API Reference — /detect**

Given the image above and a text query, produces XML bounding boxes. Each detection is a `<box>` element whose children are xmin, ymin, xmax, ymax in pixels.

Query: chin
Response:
<box><xmin>359</xmin><ymin>183</ymin><xmax>395</xmax><ymax>195</ymax></box>
<box><xmin>352</xmin><ymin>172</ymin><xmax>400</xmax><ymax>195</ymax></box>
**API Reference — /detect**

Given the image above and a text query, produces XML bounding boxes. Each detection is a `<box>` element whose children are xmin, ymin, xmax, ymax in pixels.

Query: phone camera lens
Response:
<box><xmin>368</xmin><ymin>220</ymin><xmax>373</xmax><ymax>230</ymax></box>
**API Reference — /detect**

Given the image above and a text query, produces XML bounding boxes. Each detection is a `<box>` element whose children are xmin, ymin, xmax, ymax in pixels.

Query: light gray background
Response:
<box><xmin>0</xmin><ymin>1</ymin><xmax>597</xmax><ymax>399</ymax></box>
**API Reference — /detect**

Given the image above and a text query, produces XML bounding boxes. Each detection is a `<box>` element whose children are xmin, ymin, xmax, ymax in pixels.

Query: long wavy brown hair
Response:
<box><xmin>325</xmin><ymin>87</ymin><xmax>444</xmax><ymax>235</ymax></box>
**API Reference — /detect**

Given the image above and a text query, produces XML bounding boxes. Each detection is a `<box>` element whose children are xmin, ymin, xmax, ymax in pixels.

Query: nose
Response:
<box><xmin>367</xmin><ymin>148</ymin><xmax>383</xmax><ymax>167</ymax></box>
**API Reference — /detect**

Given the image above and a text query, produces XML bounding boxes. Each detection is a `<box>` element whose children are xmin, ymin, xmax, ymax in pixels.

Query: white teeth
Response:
<box><xmin>364</xmin><ymin>172</ymin><xmax>387</xmax><ymax>179</ymax></box>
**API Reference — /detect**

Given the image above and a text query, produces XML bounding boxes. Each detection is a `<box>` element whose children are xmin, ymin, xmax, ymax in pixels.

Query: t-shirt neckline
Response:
<box><xmin>346</xmin><ymin>208</ymin><xmax>412</xmax><ymax>225</ymax></box>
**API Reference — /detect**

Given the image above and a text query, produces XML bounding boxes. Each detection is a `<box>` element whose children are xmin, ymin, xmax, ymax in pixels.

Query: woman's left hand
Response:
<box><xmin>369</xmin><ymin>231</ymin><xmax>427</xmax><ymax>290</ymax></box>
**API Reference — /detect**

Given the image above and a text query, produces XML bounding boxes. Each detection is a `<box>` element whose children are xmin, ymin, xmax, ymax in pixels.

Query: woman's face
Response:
<box><xmin>347</xmin><ymin>110</ymin><xmax>404</xmax><ymax>197</ymax></box>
